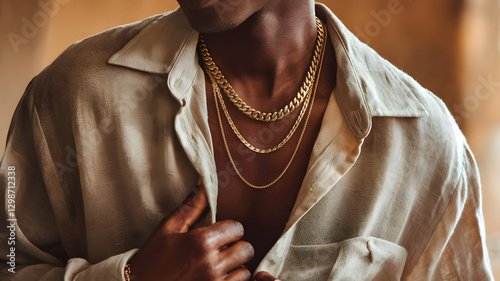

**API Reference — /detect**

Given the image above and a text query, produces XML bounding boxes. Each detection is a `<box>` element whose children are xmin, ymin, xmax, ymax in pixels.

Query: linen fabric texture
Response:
<box><xmin>0</xmin><ymin>3</ymin><xmax>494</xmax><ymax>281</ymax></box>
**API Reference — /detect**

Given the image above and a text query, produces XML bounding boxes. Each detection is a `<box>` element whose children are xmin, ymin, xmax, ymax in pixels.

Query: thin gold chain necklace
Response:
<box><xmin>205</xmin><ymin>31</ymin><xmax>326</xmax><ymax>189</ymax></box>
<box><xmin>199</xmin><ymin>17</ymin><xmax>326</xmax><ymax>122</ymax></box>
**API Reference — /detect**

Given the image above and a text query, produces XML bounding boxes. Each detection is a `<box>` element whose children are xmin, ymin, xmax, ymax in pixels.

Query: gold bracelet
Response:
<box><xmin>124</xmin><ymin>263</ymin><xmax>132</xmax><ymax>281</ymax></box>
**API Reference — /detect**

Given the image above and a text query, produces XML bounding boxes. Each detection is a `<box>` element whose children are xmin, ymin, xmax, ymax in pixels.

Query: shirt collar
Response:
<box><xmin>107</xmin><ymin>4</ymin><xmax>428</xmax><ymax>140</ymax></box>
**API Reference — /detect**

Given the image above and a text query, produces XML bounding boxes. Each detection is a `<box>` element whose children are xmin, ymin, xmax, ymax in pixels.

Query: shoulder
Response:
<box><xmin>324</xmin><ymin>8</ymin><xmax>461</xmax><ymax>152</ymax></box>
<box><xmin>348</xmin><ymin>36</ymin><xmax>468</xmax><ymax>178</ymax></box>
<box><xmin>352</xmin><ymin>39</ymin><xmax>463</xmax><ymax>144</ymax></box>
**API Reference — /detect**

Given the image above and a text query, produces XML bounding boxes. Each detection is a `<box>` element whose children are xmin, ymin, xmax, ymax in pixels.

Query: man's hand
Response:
<box><xmin>129</xmin><ymin>181</ymin><xmax>254</xmax><ymax>281</ymax></box>
<box><xmin>254</xmin><ymin>271</ymin><xmax>280</xmax><ymax>281</ymax></box>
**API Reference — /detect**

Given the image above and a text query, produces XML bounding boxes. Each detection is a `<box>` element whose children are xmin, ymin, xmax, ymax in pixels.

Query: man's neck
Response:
<box><xmin>201</xmin><ymin>1</ymin><xmax>317</xmax><ymax>103</ymax></box>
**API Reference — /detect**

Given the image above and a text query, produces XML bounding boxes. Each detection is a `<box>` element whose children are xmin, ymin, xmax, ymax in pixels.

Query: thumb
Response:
<box><xmin>254</xmin><ymin>271</ymin><xmax>280</xmax><ymax>281</ymax></box>
<box><xmin>162</xmin><ymin>178</ymin><xmax>208</xmax><ymax>234</ymax></box>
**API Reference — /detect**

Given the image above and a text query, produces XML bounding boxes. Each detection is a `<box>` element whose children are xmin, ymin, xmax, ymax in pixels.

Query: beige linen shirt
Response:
<box><xmin>0</xmin><ymin>3</ymin><xmax>494</xmax><ymax>281</ymax></box>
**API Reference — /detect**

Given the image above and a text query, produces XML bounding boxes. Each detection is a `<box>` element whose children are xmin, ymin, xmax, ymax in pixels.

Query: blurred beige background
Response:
<box><xmin>1</xmin><ymin>0</ymin><xmax>499</xmax><ymax>277</ymax></box>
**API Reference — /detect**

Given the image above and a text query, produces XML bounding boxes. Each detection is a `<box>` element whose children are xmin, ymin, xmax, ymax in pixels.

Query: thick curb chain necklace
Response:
<box><xmin>199</xmin><ymin>17</ymin><xmax>326</xmax><ymax>123</ymax></box>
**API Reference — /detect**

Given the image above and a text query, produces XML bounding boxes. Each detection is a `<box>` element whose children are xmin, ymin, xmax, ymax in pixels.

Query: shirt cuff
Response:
<box><xmin>72</xmin><ymin>248</ymin><xmax>139</xmax><ymax>281</ymax></box>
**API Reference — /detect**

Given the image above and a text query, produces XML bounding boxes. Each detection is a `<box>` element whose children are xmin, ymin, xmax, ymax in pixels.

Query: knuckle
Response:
<box><xmin>191</xmin><ymin>230</ymin><xmax>212</xmax><ymax>251</ymax></box>
<box><xmin>232</xmin><ymin>267</ymin><xmax>251</xmax><ymax>281</ymax></box>
<box><xmin>161</xmin><ymin>222</ymin><xmax>182</xmax><ymax>236</ymax></box>
<box><xmin>199</xmin><ymin>257</ymin><xmax>219</xmax><ymax>279</ymax></box>
<box><xmin>241</xmin><ymin>268</ymin><xmax>252</xmax><ymax>280</ymax></box>
<box><xmin>155</xmin><ymin>224</ymin><xmax>171</xmax><ymax>238</ymax></box>
<box><xmin>158</xmin><ymin>217</ymin><xmax>171</xmax><ymax>231</ymax></box>
<box><xmin>158</xmin><ymin>215</ymin><xmax>185</xmax><ymax>234</ymax></box>
<box><xmin>198</xmin><ymin>229</ymin><xmax>211</xmax><ymax>244</ymax></box>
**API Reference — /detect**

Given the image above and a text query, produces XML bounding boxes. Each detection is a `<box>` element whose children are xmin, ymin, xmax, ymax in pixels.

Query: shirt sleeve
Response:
<box><xmin>0</xmin><ymin>79</ymin><xmax>139</xmax><ymax>281</ymax></box>
<box><xmin>404</xmin><ymin>142</ymin><xmax>494</xmax><ymax>280</ymax></box>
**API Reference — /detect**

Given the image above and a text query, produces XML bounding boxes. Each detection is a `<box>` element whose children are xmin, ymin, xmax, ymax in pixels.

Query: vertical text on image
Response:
<box><xmin>6</xmin><ymin>166</ymin><xmax>17</xmax><ymax>274</ymax></box>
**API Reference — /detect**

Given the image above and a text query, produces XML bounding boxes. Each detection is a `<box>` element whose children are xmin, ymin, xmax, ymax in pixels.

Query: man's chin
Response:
<box><xmin>177</xmin><ymin>0</ymin><xmax>216</xmax><ymax>10</ymax></box>
<box><xmin>180</xmin><ymin>4</ymin><xmax>244</xmax><ymax>34</ymax></box>
<box><xmin>195</xmin><ymin>22</ymin><xmax>239</xmax><ymax>34</ymax></box>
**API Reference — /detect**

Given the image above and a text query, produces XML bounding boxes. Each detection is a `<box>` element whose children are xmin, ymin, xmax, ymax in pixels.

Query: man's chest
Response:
<box><xmin>206</xmin><ymin>84</ymin><xmax>329</xmax><ymax>231</ymax></box>
<box><xmin>211</xmin><ymin>118</ymin><xmax>318</xmax><ymax>272</ymax></box>
<box><xmin>204</xmin><ymin>82</ymin><xmax>330</xmax><ymax>272</ymax></box>
<box><xmin>209</xmin><ymin>106</ymin><xmax>314</xmax><ymax>234</ymax></box>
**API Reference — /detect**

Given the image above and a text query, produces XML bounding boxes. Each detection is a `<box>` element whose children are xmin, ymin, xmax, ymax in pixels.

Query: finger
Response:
<box><xmin>178</xmin><ymin>181</ymin><xmax>207</xmax><ymax>225</ymax></box>
<box><xmin>218</xmin><ymin>241</ymin><xmax>254</xmax><ymax>274</ymax></box>
<box><xmin>254</xmin><ymin>271</ymin><xmax>280</xmax><ymax>281</ymax></box>
<box><xmin>224</xmin><ymin>266</ymin><xmax>251</xmax><ymax>281</ymax></box>
<box><xmin>162</xmin><ymin>180</ymin><xmax>208</xmax><ymax>233</ymax></box>
<box><xmin>202</xmin><ymin>220</ymin><xmax>245</xmax><ymax>249</ymax></box>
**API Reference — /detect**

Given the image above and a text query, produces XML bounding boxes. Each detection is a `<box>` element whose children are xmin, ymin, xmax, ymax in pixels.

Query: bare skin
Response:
<box><xmin>130</xmin><ymin>0</ymin><xmax>337</xmax><ymax>280</ymax></box>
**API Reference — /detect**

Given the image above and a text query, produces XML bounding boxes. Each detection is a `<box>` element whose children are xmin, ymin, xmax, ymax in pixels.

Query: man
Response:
<box><xmin>0</xmin><ymin>0</ymin><xmax>494</xmax><ymax>280</ymax></box>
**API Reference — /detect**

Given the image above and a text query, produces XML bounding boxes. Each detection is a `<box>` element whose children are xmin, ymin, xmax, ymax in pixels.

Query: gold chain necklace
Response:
<box><xmin>211</xmin><ymin>70</ymin><xmax>312</xmax><ymax>153</ymax></box>
<box><xmin>205</xmin><ymin>27</ymin><xmax>327</xmax><ymax>189</ymax></box>
<box><xmin>199</xmin><ymin>17</ymin><xmax>326</xmax><ymax>122</ymax></box>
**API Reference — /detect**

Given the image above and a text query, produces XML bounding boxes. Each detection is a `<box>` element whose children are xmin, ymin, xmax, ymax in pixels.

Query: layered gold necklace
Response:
<box><xmin>199</xmin><ymin>17</ymin><xmax>327</xmax><ymax>189</ymax></box>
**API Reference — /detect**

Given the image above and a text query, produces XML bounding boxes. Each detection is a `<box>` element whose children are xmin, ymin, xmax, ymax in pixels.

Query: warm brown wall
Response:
<box><xmin>319</xmin><ymin>0</ymin><xmax>463</xmax><ymax>109</ymax></box>
<box><xmin>1</xmin><ymin>0</ymin><xmax>499</xmax><ymax>276</ymax></box>
<box><xmin>460</xmin><ymin>0</ymin><xmax>500</xmax><ymax>275</ymax></box>
<box><xmin>0</xmin><ymin>1</ymin><xmax>53</xmax><ymax>155</ymax></box>
<box><xmin>43</xmin><ymin>0</ymin><xmax>179</xmax><ymax>65</ymax></box>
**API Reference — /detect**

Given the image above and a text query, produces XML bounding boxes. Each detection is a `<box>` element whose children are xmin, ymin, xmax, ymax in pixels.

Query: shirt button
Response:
<box><xmin>175</xmin><ymin>78</ymin><xmax>183</xmax><ymax>88</ymax></box>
